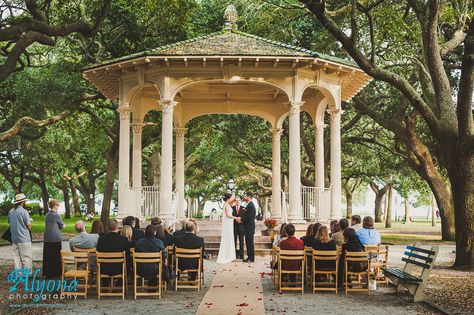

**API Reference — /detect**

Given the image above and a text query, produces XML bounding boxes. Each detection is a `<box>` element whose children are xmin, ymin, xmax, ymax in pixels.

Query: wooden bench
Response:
<box><xmin>382</xmin><ymin>242</ymin><xmax>439</xmax><ymax>302</ymax></box>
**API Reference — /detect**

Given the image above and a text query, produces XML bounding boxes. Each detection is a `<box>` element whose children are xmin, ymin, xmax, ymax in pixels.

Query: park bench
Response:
<box><xmin>382</xmin><ymin>242</ymin><xmax>439</xmax><ymax>302</ymax></box>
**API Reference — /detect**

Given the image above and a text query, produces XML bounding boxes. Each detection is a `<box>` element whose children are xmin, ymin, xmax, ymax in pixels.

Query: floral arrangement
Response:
<box><xmin>264</xmin><ymin>218</ymin><xmax>277</xmax><ymax>229</ymax></box>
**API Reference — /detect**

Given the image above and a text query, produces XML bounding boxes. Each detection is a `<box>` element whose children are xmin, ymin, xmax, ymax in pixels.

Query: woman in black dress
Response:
<box><xmin>43</xmin><ymin>199</ymin><xmax>65</xmax><ymax>278</ymax></box>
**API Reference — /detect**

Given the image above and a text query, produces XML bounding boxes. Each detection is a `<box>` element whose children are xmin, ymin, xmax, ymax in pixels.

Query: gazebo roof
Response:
<box><xmin>85</xmin><ymin>29</ymin><xmax>357</xmax><ymax>70</ymax></box>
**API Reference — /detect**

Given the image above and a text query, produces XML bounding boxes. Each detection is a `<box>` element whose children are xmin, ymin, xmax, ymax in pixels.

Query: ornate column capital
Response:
<box><xmin>327</xmin><ymin>109</ymin><xmax>344</xmax><ymax>121</ymax></box>
<box><xmin>312</xmin><ymin>123</ymin><xmax>327</xmax><ymax>132</ymax></box>
<box><xmin>175</xmin><ymin>127</ymin><xmax>188</xmax><ymax>138</ymax></box>
<box><xmin>270</xmin><ymin>128</ymin><xmax>282</xmax><ymax>137</ymax></box>
<box><xmin>157</xmin><ymin>99</ymin><xmax>178</xmax><ymax>113</ymax></box>
<box><xmin>285</xmin><ymin>99</ymin><xmax>305</xmax><ymax>115</ymax></box>
<box><xmin>131</xmin><ymin>123</ymin><xmax>144</xmax><ymax>134</ymax></box>
<box><xmin>117</xmin><ymin>107</ymin><xmax>131</xmax><ymax>120</ymax></box>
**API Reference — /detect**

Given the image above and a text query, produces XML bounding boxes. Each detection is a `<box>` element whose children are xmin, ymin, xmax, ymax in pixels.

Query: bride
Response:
<box><xmin>216</xmin><ymin>192</ymin><xmax>237</xmax><ymax>264</ymax></box>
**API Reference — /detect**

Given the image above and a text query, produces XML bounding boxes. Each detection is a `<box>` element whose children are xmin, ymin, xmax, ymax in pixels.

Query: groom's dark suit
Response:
<box><xmin>241</xmin><ymin>200</ymin><xmax>256</xmax><ymax>262</ymax></box>
<box><xmin>232</xmin><ymin>205</ymin><xmax>245</xmax><ymax>258</ymax></box>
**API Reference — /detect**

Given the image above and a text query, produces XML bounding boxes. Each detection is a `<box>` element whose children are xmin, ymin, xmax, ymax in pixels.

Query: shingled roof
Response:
<box><xmin>85</xmin><ymin>29</ymin><xmax>358</xmax><ymax>70</ymax></box>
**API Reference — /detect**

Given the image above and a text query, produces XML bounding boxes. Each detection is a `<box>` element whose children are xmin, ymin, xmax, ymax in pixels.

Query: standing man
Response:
<box><xmin>8</xmin><ymin>193</ymin><xmax>32</xmax><ymax>270</ymax></box>
<box><xmin>232</xmin><ymin>196</ymin><xmax>245</xmax><ymax>259</ymax></box>
<box><xmin>240</xmin><ymin>191</ymin><xmax>256</xmax><ymax>263</ymax></box>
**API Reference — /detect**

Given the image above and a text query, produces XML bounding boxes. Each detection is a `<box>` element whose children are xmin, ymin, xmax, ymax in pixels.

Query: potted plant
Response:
<box><xmin>262</xmin><ymin>218</ymin><xmax>277</xmax><ymax>236</ymax></box>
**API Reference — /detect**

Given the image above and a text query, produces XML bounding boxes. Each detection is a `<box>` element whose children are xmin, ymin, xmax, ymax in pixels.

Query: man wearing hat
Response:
<box><xmin>8</xmin><ymin>193</ymin><xmax>32</xmax><ymax>270</ymax></box>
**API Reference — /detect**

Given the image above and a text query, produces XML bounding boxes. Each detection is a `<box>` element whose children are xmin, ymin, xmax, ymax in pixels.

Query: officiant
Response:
<box><xmin>232</xmin><ymin>196</ymin><xmax>245</xmax><ymax>259</ymax></box>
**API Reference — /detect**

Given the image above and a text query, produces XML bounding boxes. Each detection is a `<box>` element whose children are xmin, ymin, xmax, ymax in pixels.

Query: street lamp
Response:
<box><xmin>226</xmin><ymin>178</ymin><xmax>235</xmax><ymax>193</ymax></box>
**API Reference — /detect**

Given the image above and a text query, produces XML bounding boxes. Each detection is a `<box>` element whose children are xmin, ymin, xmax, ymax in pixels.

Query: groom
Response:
<box><xmin>238</xmin><ymin>191</ymin><xmax>256</xmax><ymax>263</ymax></box>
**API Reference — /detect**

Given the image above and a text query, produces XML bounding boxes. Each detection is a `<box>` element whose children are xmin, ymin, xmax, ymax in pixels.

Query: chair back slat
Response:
<box><xmin>406</xmin><ymin>246</ymin><xmax>436</xmax><ymax>256</ymax></box>
<box><xmin>401</xmin><ymin>257</ymin><xmax>431</xmax><ymax>269</ymax></box>
<box><xmin>96</xmin><ymin>251</ymin><xmax>126</xmax><ymax>263</ymax></box>
<box><xmin>403</xmin><ymin>251</ymin><xmax>433</xmax><ymax>263</ymax></box>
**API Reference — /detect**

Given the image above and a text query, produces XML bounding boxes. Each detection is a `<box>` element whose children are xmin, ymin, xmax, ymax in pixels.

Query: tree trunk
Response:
<box><xmin>385</xmin><ymin>184</ymin><xmax>393</xmax><ymax>228</ymax></box>
<box><xmin>345</xmin><ymin>191</ymin><xmax>353</xmax><ymax>219</ymax></box>
<box><xmin>39</xmin><ymin>178</ymin><xmax>49</xmax><ymax>215</ymax></box>
<box><xmin>450</xmin><ymin>160</ymin><xmax>474</xmax><ymax>267</ymax></box>
<box><xmin>69</xmin><ymin>179</ymin><xmax>81</xmax><ymax>217</ymax></box>
<box><xmin>404</xmin><ymin>198</ymin><xmax>411</xmax><ymax>224</ymax></box>
<box><xmin>62</xmin><ymin>179</ymin><xmax>71</xmax><ymax>219</ymax></box>
<box><xmin>101</xmin><ymin>118</ymin><xmax>120</xmax><ymax>225</ymax></box>
<box><xmin>431</xmin><ymin>193</ymin><xmax>436</xmax><ymax>227</ymax></box>
<box><xmin>374</xmin><ymin>193</ymin><xmax>384</xmax><ymax>223</ymax></box>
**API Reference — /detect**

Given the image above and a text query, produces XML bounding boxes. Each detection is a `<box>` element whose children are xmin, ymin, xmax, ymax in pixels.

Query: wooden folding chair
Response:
<box><xmin>166</xmin><ymin>245</ymin><xmax>174</xmax><ymax>271</ymax></box>
<box><xmin>312</xmin><ymin>250</ymin><xmax>339</xmax><ymax>294</ymax></box>
<box><xmin>133</xmin><ymin>252</ymin><xmax>163</xmax><ymax>299</ymax></box>
<box><xmin>174</xmin><ymin>247</ymin><xmax>202</xmax><ymax>291</ymax></box>
<box><xmin>271</xmin><ymin>245</ymin><xmax>279</xmax><ymax>286</ymax></box>
<box><xmin>365</xmin><ymin>244</ymin><xmax>389</xmax><ymax>285</ymax></box>
<box><xmin>96</xmin><ymin>251</ymin><xmax>127</xmax><ymax>299</ymax></box>
<box><xmin>304</xmin><ymin>247</ymin><xmax>313</xmax><ymax>286</ymax></box>
<box><xmin>344</xmin><ymin>251</ymin><xmax>370</xmax><ymax>295</ymax></box>
<box><xmin>278</xmin><ymin>249</ymin><xmax>305</xmax><ymax>293</ymax></box>
<box><xmin>61</xmin><ymin>251</ymin><xmax>90</xmax><ymax>299</ymax></box>
<box><xmin>73</xmin><ymin>247</ymin><xmax>97</xmax><ymax>289</ymax></box>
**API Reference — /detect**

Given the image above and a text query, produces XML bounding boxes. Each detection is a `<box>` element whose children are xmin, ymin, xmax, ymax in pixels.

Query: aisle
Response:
<box><xmin>196</xmin><ymin>262</ymin><xmax>265</xmax><ymax>315</ymax></box>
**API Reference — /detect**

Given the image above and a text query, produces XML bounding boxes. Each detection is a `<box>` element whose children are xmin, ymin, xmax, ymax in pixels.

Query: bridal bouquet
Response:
<box><xmin>264</xmin><ymin>218</ymin><xmax>277</xmax><ymax>229</ymax></box>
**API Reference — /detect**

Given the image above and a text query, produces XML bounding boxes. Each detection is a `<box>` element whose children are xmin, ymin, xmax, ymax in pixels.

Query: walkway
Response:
<box><xmin>196</xmin><ymin>262</ymin><xmax>265</xmax><ymax>315</ymax></box>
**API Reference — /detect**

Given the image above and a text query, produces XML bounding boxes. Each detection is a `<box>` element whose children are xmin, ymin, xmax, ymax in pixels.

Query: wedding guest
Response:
<box><xmin>134</xmin><ymin>217</ymin><xmax>141</xmax><ymax>230</ymax></box>
<box><xmin>154</xmin><ymin>224</ymin><xmax>166</xmax><ymax>242</ymax></box>
<box><xmin>300</xmin><ymin>224</ymin><xmax>314</xmax><ymax>248</ymax></box>
<box><xmin>135</xmin><ymin>225</ymin><xmax>168</xmax><ymax>286</ymax></box>
<box><xmin>69</xmin><ymin>220</ymin><xmax>99</xmax><ymax>250</ymax></box>
<box><xmin>91</xmin><ymin>219</ymin><xmax>105</xmax><ymax>235</ymax></box>
<box><xmin>173</xmin><ymin>221</ymin><xmax>205</xmax><ymax>281</ymax></box>
<box><xmin>123</xmin><ymin>215</ymin><xmax>144</xmax><ymax>242</ymax></box>
<box><xmin>43</xmin><ymin>199</ymin><xmax>65</xmax><ymax>278</ymax></box>
<box><xmin>173</xmin><ymin>218</ymin><xmax>187</xmax><ymax>238</ymax></box>
<box><xmin>338</xmin><ymin>228</ymin><xmax>366</xmax><ymax>288</ymax></box>
<box><xmin>8</xmin><ymin>193</ymin><xmax>32</xmax><ymax>270</ymax></box>
<box><xmin>273</xmin><ymin>223</ymin><xmax>287</xmax><ymax>246</ymax></box>
<box><xmin>312</xmin><ymin>222</ymin><xmax>322</xmax><ymax>239</ymax></box>
<box><xmin>151</xmin><ymin>217</ymin><xmax>162</xmax><ymax>226</ymax></box>
<box><xmin>329</xmin><ymin>220</ymin><xmax>338</xmax><ymax>236</ymax></box>
<box><xmin>97</xmin><ymin>220</ymin><xmax>131</xmax><ymax>276</ymax></box>
<box><xmin>351</xmin><ymin>215</ymin><xmax>362</xmax><ymax>231</ymax></box>
<box><xmin>162</xmin><ymin>220</ymin><xmax>174</xmax><ymax>246</ymax></box>
<box><xmin>279</xmin><ymin>224</ymin><xmax>304</xmax><ymax>281</ymax></box>
<box><xmin>313</xmin><ymin>226</ymin><xmax>337</xmax><ymax>270</ymax></box>
<box><xmin>330</xmin><ymin>222</ymin><xmax>344</xmax><ymax>246</ymax></box>
<box><xmin>356</xmin><ymin>216</ymin><xmax>381</xmax><ymax>246</ymax></box>
<box><xmin>121</xmin><ymin>225</ymin><xmax>135</xmax><ymax>248</ymax></box>
<box><xmin>190</xmin><ymin>219</ymin><xmax>199</xmax><ymax>235</ymax></box>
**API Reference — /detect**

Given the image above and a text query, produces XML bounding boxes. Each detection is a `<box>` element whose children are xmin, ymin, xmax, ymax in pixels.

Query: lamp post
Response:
<box><xmin>226</xmin><ymin>178</ymin><xmax>235</xmax><ymax>193</ymax></box>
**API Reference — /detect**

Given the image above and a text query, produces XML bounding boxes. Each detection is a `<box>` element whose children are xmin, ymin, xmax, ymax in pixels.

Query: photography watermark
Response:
<box><xmin>7</xmin><ymin>268</ymin><xmax>79</xmax><ymax>303</ymax></box>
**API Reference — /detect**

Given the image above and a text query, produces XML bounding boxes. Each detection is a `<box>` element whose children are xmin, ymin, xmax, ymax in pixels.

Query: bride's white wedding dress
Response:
<box><xmin>216</xmin><ymin>203</ymin><xmax>236</xmax><ymax>264</ymax></box>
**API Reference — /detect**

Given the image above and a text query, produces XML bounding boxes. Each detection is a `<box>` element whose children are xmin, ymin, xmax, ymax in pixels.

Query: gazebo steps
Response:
<box><xmin>206</xmin><ymin>247</ymin><xmax>272</xmax><ymax>257</ymax></box>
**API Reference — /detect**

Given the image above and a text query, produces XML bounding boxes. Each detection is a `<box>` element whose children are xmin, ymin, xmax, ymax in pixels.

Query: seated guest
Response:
<box><xmin>312</xmin><ymin>222</ymin><xmax>322</xmax><ymax>238</ymax></box>
<box><xmin>91</xmin><ymin>219</ymin><xmax>105</xmax><ymax>235</ymax></box>
<box><xmin>135</xmin><ymin>225</ymin><xmax>168</xmax><ymax>285</ymax></box>
<box><xmin>154</xmin><ymin>224</ymin><xmax>166</xmax><ymax>243</ymax></box>
<box><xmin>338</xmin><ymin>227</ymin><xmax>366</xmax><ymax>288</ymax></box>
<box><xmin>173</xmin><ymin>221</ymin><xmax>205</xmax><ymax>281</ymax></box>
<box><xmin>123</xmin><ymin>215</ymin><xmax>144</xmax><ymax>243</ymax></box>
<box><xmin>134</xmin><ymin>217</ymin><xmax>141</xmax><ymax>230</ymax></box>
<box><xmin>279</xmin><ymin>224</ymin><xmax>304</xmax><ymax>280</ymax></box>
<box><xmin>162</xmin><ymin>220</ymin><xmax>174</xmax><ymax>246</ymax></box>
<box><xmin>300</xmin><ymin>224</ymin><xmax>314</xmax><ymax>248</ymax></box>
<box><xmin>273</xmin><ymin>223</ymin><xmax>288</xmax><ymax>246</ymax></box>
<box><xmin>331</xmin><ymin>219</ymin><xmax>349</xmax><ymax>246</ymax></box>
<box><xmin>121</xmin><ymin>225</ymin><xmax>135</xmax><ymax>248</ymax></box>
<box><xmin>173</xmin><ymin>218</ymin><xmax>187</xmax><ymax>238</ymax></box>
<box><xmin>356</xmin><ymin>216</ymin><xmax>381</xmax><ymax>246</ymax></box>
<box><xmin>96</xmin><ymin>220</ymin><xmax>131</xmax><ymax>276</ymax></box>
<box><xmin>313</xmin><ymin>226</ymin><xmax>337</xmax><ymax>270</ymax></box>
<box><xmin>351</xmin><ymin>215</ymin><xmax>362</xmax><ymax>231</ymax></box>
<box><xmin>151</xmin><ymin>216</ymin><xmax>162</xmax><ymax>227</ymax></box>
<box><xmin>189</xmin><ymin>219</ymin><xmax>199</xmax><ymax>235</ymax></box>
<box><xmin>69</xmin><ymin>220</ymin><xmax>99</xmax><ymax>251</ymax></box>
<box><xmin>330</xmin><ymin>222</ymin><xmax>343</xmax><ymax>246</ymax></box>
<box><xmin>329</xmin><ymin>220</ymin><xmax>338</xmax><ymax>236</ymax></box>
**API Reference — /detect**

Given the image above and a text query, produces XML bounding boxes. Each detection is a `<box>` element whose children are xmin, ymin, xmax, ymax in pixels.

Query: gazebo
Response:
<box><xmin>83</xmin><ymin>5</ymin><xmax>372</xmax><ymax>223</ymax></box>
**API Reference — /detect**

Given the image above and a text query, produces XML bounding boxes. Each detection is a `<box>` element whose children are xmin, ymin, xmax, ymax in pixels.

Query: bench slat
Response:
<box><xmin>403</xmin><ymin>251</ymin><xmax>434</xmax><ymax>263</ymax></box>
<box><xmin>406</xmin><ymin>246</ymin><xmax>436</xmax><ymax>256</ymax></box>
<box><xmin>401</xmin><ymin>257</ymin><xmax>431</xmax><ymax>269</ymax></box>
<box><xmin>382</xmin><ymin>267</ymin><xmax>422</xmax><ymax>282</ymax></box>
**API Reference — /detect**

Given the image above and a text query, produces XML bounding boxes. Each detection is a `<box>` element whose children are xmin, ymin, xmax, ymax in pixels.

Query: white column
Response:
<box><xmin>132</xmin><ymin>123</ymin><xmax>143</xmax><ymax>218</ymax></box>
<box><xmin>288</xmin><ymin>100</ymin><xmax>305</xmax><ymax>223</ymax></box>
<box><xmin>175</xmin><ymin>127</ymin><xmax>187</xmax><ymax>220</ymax></box>
<box><xmin>117</xmin><ymin>108</ymin><xmax>131</xmax><ymax>218</ymax></box>
<box><xmin>314</xmin><ymin>123</ymin><xmax>326</xmax><ymax>220</ymax></box>
<box><xmin>270</xmin><ymin>128</ymin><xmax>282</xmax><ymax>219</ymax></box>
<box><xmin>328</xmin><ymin>109</ymin><xmax>343</xmax><ymax>219</ymax></box>
<box><xmin>158</xmin><ymin>100</ymin><xmax>176</xmax><ymax>220</ymax></box>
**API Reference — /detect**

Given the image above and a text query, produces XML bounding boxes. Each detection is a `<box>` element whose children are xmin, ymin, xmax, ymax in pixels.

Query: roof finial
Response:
<box><xmin>224</xmin><ymin>4</ymin><xmax>238</xmax><ymax>30</ymax></box>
